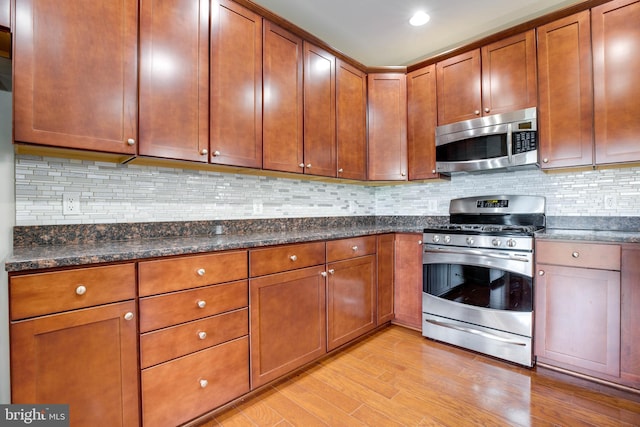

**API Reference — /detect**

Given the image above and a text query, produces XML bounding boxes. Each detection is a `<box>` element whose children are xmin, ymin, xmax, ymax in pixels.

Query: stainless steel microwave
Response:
<box><xmin>435</xmin><ymin>107</ymin><xmax>538</xmax><ymax>174</ymax></box>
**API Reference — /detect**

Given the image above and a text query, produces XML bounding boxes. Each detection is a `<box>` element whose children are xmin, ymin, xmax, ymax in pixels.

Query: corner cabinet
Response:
<box><xmin>13</xmin><ymin>0</ymin><xmax>138</xmax><ymax>154</ymax></box>
<box><xmin>367</xmin><ymin>73</ymin><xmax>408</xmax><ymax>181</ymax></box>
<box><xmin>376</xmin><ymin>234</ymin><xmax>395</xmax><ymax>324</ymax></box>
<box><xmin>9</xmin><ymin>264</ymin><xmax>139</xmax><ymax>427</ymax></box>
<box><xmin>407</xmin><ymin>64</ymin><xmax>438</xmax><ymax>180</ymax></box>
<box><xmin>393</xmin><ymin>233</ymin><xmax>423</xmax><ymax>330</ymax></box>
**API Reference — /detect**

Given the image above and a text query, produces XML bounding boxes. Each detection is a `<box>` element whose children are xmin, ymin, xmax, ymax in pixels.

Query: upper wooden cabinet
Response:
<box><xmin>336</xmin><ymin>59</ymin><xmax>367</xmax><ymax>180</ymax></box>
<box><xmin>537</xmin><ymin>11</ymin><xmax>594</xmax><ymax>169</ymax></box>
<box><xmin>407</xmin><ymin>64</ymin><xmax>438</xmax><ymax>180</ymax></box>
<box><xmin>210</xmin><ymin>0</ymin><xmax>263</xmax><ymax>168</ymax></box>
<box><xmin>436</xmin><ymin>30</ymin><xmax>537</xmax><ymax>125</ymax></box>
<box><xmin>0</xmin><ymin>0</ymin><xmax>9</xmax><ymax>29</ymax></box>
<box><xmin>139</xmin><ymin>0</ymin><xmax>209</xmax><ymax>162</ymax></box>
<box><xmin>303</xmin><ymin>42</ymin><xmax>337</xmax><ymax>177</ymax></box>
<box><xmin>592</xmin><ymin>0</ymin><xmax>640</xmax><ymax>165</ymax></box>
<box><xmin>262</xmin><ymin>21</ymin><xmax>304</xmax><ymax>174</ymax></box>
<box><xmin>367</xmin><ymin>73</ymin><xmax>408</xmax><ymax>181</ymax></box>
<box><xmin>13</xmin><ymin>0</ymin><xmax>138</xmax><ymax>154</ymax></box>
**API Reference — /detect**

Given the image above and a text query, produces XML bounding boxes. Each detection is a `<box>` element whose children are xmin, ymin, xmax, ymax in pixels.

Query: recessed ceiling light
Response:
<box><xmin>409</xmin><ymin>11</ymin><xmax>430</xmax><ymax>27</ymax></box>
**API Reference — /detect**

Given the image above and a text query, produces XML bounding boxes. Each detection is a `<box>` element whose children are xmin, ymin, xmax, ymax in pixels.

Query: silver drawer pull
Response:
<box><xmin>290</xmin><ymin>255</ymin><xmax>298</xmax><ymax>261</ymax></box>
<box><xmin>197</xmin><ymin>300</ymin><xmax>206</xmax><ymax>309</ymax></box>
<box><xmin>199</xmin><ymin>379</ymin><xmax>208</xmax><ymax>388</ymax></box>
<box><xmin>198</xmin><ymin>331</ymin><xmax>207</xmax><ymax>340</ymax></box>
<box><xmin>572</xmin><ymin>251</ymin><xmax>580</xmax><ymax>258</ymax></box>
<box><xmin>75</xmin><ymin>285</ymin><xmax>87</xmax><ymax>295</ymax></box>
<box><xmin>197</xmin><ymin>268</ymin><xmax>206</xmax><ymax>276</ymax></box>
<box><xmin>124</xmin><ymin>312</ymin><xmax>134</xmax><ymax>321</ymax></box>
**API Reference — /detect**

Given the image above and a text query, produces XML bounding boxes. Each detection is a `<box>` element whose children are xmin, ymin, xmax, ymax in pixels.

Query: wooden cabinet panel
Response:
<box><xmin>327</xmin><ymin>255</ymin><xmax>376</xmax><ymax>351</ymax></box>
<box><xmin>11</xmin><ymin>301</ymin><xmax>139</xmax><ymax>427</ymax></box>
<box><xmin>138</xmin><ymin>250</ymin><xmax>248</xmax><ymax>296</ymax></box>
<box><xmin>139</xmin><ymin>0</ymin><xmax>209</xmax><ymax>162</ymax></box>
<box><xmin>535</xmin><ymin>241</ymin><xmax>620</xmax><ymax>270</ymax></box>
<box><xmin>250</xmin><ymin>241</ymin><xmax>326</xmax><ymax>277</ymax></box>
<box><xmin>139</xmin><ymin>280</ymin><xmax>248</xmax><ymax>332</ymax></box>
<box><xmin>537</xmin><ymin>11</ymin><xmax>594</xmax><ymax>169</ymax></box>
<box><xmin>250</xmin><ymin>266</ymin><xmax>327</xmax><ymax>388</ymax></box>
<box><xmin>336</xmin><ymin>59</ymin><xmax>367</xmax><ymax>180</ymax></box>
<box><xmin>263</xmin><ymin>21</ymin><xmax>304</xmax><ymax>173</ymax></box>
<box><xmin>592</xmin><ymin>0</ymin><xmax>640</xmax><ymax>164</ymax></box>
<box><xmin>481</xmin><ymin>30</ymin><xmax>537</xmax><ymax>116</ymax></box>
<box><xmin>0</xmin><ymin>0</ymin><xmax>9</xmax><ymax>29</ymax></box>
<box><xmin>393</xmin><ymin>233</ymin><xmax>423</xmax><ymax>329</ymax></box>
<box><xmin>407</xmin><ymin>64</ymin><xmax>438</xmax><ymax>180</ymax></box>
<box><xmin>436</xmin><ymin>49</ymin><xmax>481</xmax><ymax>125</ymax></box>
<box><xmin>327</xmin><ymin>235</ymin><xmax>376</xmax><ymax>262</ymax></box>
<box><xmin>621</xmin><ymin>245</ymin><xmax>640</xmax><ymax>387</ymax></box>
<box><xmin>10</xmin><ymin>263</ymin><xmax>136</xmax><ymax>320</ymax></box>
<box><xmin>142</xmin><ymin>337</ymin><xmax>249</xmax><ymax>427</ymax></box>
<box><xmin>210</xmin><ymin>0</ymin><xmax>262</xmax><ymax>168</ymax></box>
<box><xmin>376</xmin><ymin>234</ymin><xmax>395</xmax><ymax>325</ymax></box>
<box><xmin>304</xmin><ymin>42</ymin><xmax>336</xmax><ymax>177</ymax></box>
<box><xmin>367</xmin><ymin>73</ymin><xmax>408</xmax><ymax>181</ymax></box>
<box><xmin>13</xmin><ymin>0</ymin><xmax>138</xmax><ymax>153</ymax></box>
<box><xmin>534</xmin><ymin>263</ymin><xmax>621</xmax><ymax>377</ymax></box>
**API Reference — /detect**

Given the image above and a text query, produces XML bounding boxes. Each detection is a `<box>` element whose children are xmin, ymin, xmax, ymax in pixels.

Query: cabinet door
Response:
<box><xmin>592</xmin><ymin>0</ymin><xmax>640</xmax><ymax>164</ymax></box>
<box><xmin>263</xmin><ymin>21</ymin><xmax>304</xmax><ymax>174</ymax></box>
<box><xmin>393</xmin><ymin>233</ymin><xmax>423</xmax><ymax>330</ymax></box>
<box><xmin>436</xmin><ymin>49</ymin><xmax>481</xmax><ymax>125</ymax></box>
<box><xmin>367</xmin><ymin>73</ymin><xmax>408</xmax><ymax>181</ymax></box>
<box><xmin>327</xmin><ymin>255</ymin><xmax>376</xmax><ymax>351</ymax></box>
<box><xmin>535</xmin><ymin>264</ymin><xmax>621</xmax><ymax>377</ymax></box>
<box><xmin>250</xmin><ymin>266</ymin><xmax>326</xmax><ymax>388</ymax></box>
<box><xmin>304</xmin><ymin>42</ymin><xmax>336</xmax><ymax>177</ymax></box>
<box><xmin>407</xmin><ymin>64</ymin><xmax>438</xmax><ymax>180</ymax></box>
<box><xmin>336</xmin><ymin>59</ymin><xmax>367</xmax><ymax>180</ymax></box>
<box><xmin>139</xmin><ymin>0</ymin><xmax>209</xmax><ymax>162</ymax></box>
<box><xmin>481</xmin><ymin>30</ymin><xmax>537</xmax><ymax>116</ymax></box>
<box><xmin>210</xmin><ymin>0</ymin><xmax>262</xmax><ymax>168</ymax></box>
<box><xmin>0</xmin><ymin>0</ymin><xmax>9</xmax><ymax>29</ymax></box>
<box><xmin>11</xmin><ymin>301</ymin><xmax>139</xmax><ymax>427</ymax></box>
<box><xmin>537</xmin><ymin>12</ymin><xmax>593</xmax><ymax>169</ymax></box>
<box><xmin>621</xmin><ymin>245</ymin><xmax>640</xmax><ymax>387</ymax></box>
<box><xmin>376</xmin><ymin>234</ymin><xmax>395</xmax><ymax>325</ymax></box>
<box><xmin>13</xmin><ymin>0</ymin><xmax>138</xmax><ymax>154</ymax></box>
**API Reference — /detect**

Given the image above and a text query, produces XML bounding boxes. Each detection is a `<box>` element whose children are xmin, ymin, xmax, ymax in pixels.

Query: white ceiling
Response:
<box><xmin>250</xmin><ymin>0</ymin><xmax>586</xmax><ymax>66</ymax></box>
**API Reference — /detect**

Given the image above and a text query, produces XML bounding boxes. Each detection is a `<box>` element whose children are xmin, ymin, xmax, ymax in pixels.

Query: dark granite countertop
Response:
<box><xmin>535</xmin><ymin>228</ymin><xmax>640</xmax><ymax>244</ymax></box>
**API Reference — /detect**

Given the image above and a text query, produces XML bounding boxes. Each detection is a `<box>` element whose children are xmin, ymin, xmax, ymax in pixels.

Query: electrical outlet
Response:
<box><xmin>253</xmin><ymin>199</ymin><xmax>263</xmax><ymax>214</ymax></box>
<box><xmin>604</xmin><ymin>195</ymin><xmax>617</xmax><ymax>210</ymax></box>
<box><xmin>63</xmin><ymin>192</ymin><xmax>81</xmax><ymax>215</ymax></box>
<box><xmin>427</xmin><ymin>199</ymin><xmax>438</xmax><ymax>212</ymax></box>
<box><xmin>348</xmin><ymin>200</ymin><xmax>356</xmax><ymax>214</ymax></box>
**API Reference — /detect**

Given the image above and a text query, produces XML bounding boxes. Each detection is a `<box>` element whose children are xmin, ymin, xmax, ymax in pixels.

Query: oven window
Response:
<box><xmin>423</xmin><ymin>263</ymin><xmax>532</xmax><ymax>312</ymax></box>
<box><xmin>436</xmin><ymin>134</ymin><xmax>507</xmax><ymax>162</ymax></box>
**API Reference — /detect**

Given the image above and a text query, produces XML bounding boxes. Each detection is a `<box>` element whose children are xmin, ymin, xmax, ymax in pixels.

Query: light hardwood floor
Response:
<box><xmin>197</xmin><ymin>325</ymin><xmax>640</xmax><ymax>426</ymax></box>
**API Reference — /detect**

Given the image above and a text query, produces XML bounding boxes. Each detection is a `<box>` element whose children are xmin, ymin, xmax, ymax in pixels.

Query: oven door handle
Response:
<box><xmin>425</xmin><ymin>246</ymin><xmax>530</xmax><ymax>262</ymax></box>
<box><xmin>425</xmin><ymin>319</ymin><xmax>527</xmax><ymax>346</ymax></box>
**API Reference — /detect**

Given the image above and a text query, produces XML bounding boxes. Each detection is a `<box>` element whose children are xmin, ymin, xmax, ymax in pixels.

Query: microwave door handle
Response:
<box><xmin>507</xmin><ymin>122</ymin><xmax>513</xmax><ymax>164</ymax></box>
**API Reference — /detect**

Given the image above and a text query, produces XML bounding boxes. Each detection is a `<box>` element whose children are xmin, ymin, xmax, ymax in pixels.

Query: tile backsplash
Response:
<box><xmin>14</xmin><ymin>156</ymin><xmax>640</xmax><ymax>225</ymax></box>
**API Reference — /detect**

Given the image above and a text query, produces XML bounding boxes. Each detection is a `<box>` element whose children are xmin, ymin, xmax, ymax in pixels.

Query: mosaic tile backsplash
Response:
<box><xmin>14</xmin><ymin>155</ymin><xmax>640</xmax><ymax>226</ymax></box>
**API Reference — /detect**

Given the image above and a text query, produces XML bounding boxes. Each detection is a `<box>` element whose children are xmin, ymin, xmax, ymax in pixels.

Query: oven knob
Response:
<box><xmin>492</xmin><ymin>238</ymin><xmax>501</xmax><ymax>247</ymax></box>
<box><xmin>466</xmin><ymin>237</ymin><xmax>474</xmax><ymax>246</ymax></box>
<box><xmin>506</xmin><ymin>239</ymin><xmax>517</xmax><ymax>248</ymax></box>
<box><xmin>432</xmin><ymin>235</ymin><xmax>440</xmax><ymax>243</ymax></box>
<box><xmin>444</xmin><ymin>235</ymin><xmax>451</xmax><ymax>243</ymax></box>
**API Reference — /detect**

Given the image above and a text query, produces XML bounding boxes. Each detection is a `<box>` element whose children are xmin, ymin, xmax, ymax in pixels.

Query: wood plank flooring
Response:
<box><xmin>196</xmin><ymin>325</ymin><xmax>640</xmax><ymax>426</ymax></box>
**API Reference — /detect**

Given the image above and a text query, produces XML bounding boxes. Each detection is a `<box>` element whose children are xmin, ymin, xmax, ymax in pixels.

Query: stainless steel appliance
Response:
<box><xmin>435</xmin><ymin>107</ymin><xmax>538</xmax><ymax>174</ymax></box>
<box><xmin>422</xmin><ymin>195</ymin><xmax>545</xmax><ymax>367</ymax></box>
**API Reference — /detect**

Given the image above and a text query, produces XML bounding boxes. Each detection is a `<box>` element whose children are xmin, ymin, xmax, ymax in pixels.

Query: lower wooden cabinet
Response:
<box><xmin>621</xmin><ymin>244</ymin><xmax>640</xmax><ymax>388</ymax></box>
<box><xmin>393</xmin><ymin>233</ymin><xmax>424</xmax><ymax>329</ymax></box>
<box><xmin>376</xmin><ymin>234</ymin><xmax>395</xmax><ymax>324</ymax></box>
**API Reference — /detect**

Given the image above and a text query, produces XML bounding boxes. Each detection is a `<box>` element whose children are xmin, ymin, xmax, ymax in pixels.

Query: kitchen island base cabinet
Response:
<box><xmin>10</xmin><ymin>301</ymin><xmax>139</xmax><ymax>427</ymax></box>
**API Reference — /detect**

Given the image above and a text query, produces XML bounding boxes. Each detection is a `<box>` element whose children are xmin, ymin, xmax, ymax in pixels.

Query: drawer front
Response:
<box><xmin>327</xmin><ymin>235</ymin><xmax>376</xmax><ymax>262</ymax></box>
<box><xmin>250</xmin><ymin>241</ymin><xmax>326</xmax><ymax>277</ymax></box>
<box><xmin>536</xmin><ymin>241</ymin><xmax>620</xmax><ymax>270</ymax></box>
<box><xmin>139</xmin><ymin>250</ymin><xmax>248</xmax><ymax>297</ymax></box>
<box><xmin>10</xmin><ymin>264</ymin><xmax>136</xmax><ymax>320</ymax></box>
<box><xmin>139</xmin><ymin>280</ymin><xmax>248</xmax><ymax>333</ymax></box>
<box><xmin>140</xmin><ymin>308</ymin><xmax>248</xmax><ymax>369</ymax></box>
<box><xmin>141</xmin><ymin>337</ymin><xmax>249</xmax><ymax>427</ymax></box>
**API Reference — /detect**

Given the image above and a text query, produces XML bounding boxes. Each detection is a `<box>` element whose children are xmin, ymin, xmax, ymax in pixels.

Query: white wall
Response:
<box><xmin>0</xmin><ymin>90</ymin><xmax>14</xmax><ymax>403</ymax></box>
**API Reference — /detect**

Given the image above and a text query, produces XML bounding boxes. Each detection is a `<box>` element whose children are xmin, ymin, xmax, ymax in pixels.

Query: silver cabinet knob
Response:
<box><xmin>76</xmin><ymin>285</ymin><xmax>87</xmax><ymax>295</ymax></box>
<box><xmin>197</xmin><ymin>268</ymin><xmax>206</xmax><ymax>276</ymax></box>
<box><xmin>432</xmin><ymin>170</ymin><xmax>436</xmax><ymax>174</ymax></box>
<box><xmin>321</xmin><ymin>271</ymin><xmax>328</xmax><ymax>277</ymax></box>
<box><xmin>126</xmin><ymin>138</ymin><xmax>135</xmax><ymax>146</ymax></box>
<box><xmin>338</xmin><ymin>168</ymin><xmax>344</xmax><ymax>173</ymax></box>
<box><xmin>543</xmin><ymin>158</ymin><xmax>549</xmax><ymax>163</ymax></box>
<box><xmin>352</xmin><ymin>245</ymin><xmax>358</xmax><ymax>251</ymax></box>
<box><xmin>474</xmin><ymin>110</ymin><xmax>480</xmax><ymax>115</ymax></box>
<box><xmin>124</xmin><ymin>312</ymin><xmax>134</xmax><ymax>321</ymax></box>
<box><xmin>306</xmin><ymin>163</ymin><xmax>312</xmax><ymax>168</ymax></box>
<box><xmin>197</xmin><ymin>300</ymin><xmax>206</xmax><ymax>309</ymax></box>
<box><xmin>200</xmin><ymin>149</ymin><xmax>208</xmax><ymax>155</ymax></box>
<box><xmin>538</xmin><ymin>270</ymin><xmax>545</xmax><ymax>276</ymax></box>
<box><xmin>198</xmin><ymin>331</ymin><xmax>207</xmax><ymax>340</ymax></box>
<box><xmin>290</xmin><ymin>255</ymin><xmax>298</xmax><ymax>261</ymax></box>
<box><xmin>418</xmin><ymin>240</ymin><xmax>422</xmax><ymax>245</ymax></box>
<box><xmin>199</xmin><ymin>379</ymin><xmax>208</xmax><ymax>388</ymax></box>
<box><xmin>298</xmin><ymin>163</ymin><xmax>305</xmax><ymax>168</ymax></box>
<box><xmin>328</xmin><ymin>269</ymin><xmax>335</xmax><ymax>275</ymax></box>
<box><xmin>572</xmin><ymin>251</ymin><xmax>580</xmax><ymax>258</ymax></box>
<box><xmin>213</xmin><ymin>150</ymin><xmax>221</xmax><ymax>157</ymax></box>
<box><xmin>484</xmin><ymin>107</ymin><xmax>490</xmax><ymax>113</ymax></box>
<box><xmin>401</xmin><ymin>172</ymin><xmax>406</xmax><ymax>176</ymax></box>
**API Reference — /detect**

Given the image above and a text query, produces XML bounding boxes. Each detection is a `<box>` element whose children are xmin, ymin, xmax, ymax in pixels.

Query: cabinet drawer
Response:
<box><xmin>250</xmin><ymin>241</ymin><xmax>325</xmax><ymax>277</ymax></box>
<box><xmin>536</xmin><ymin>241</ymin><xmax>620</xmax><ymax>270</ymax></box>
<box><xmin>141</xmin><ymin>337</ymin><xmax>249</xmax><ymax>427</ymax></box>
<box><xmin>139</xmin><ymin>250</ymin><xmax>248</xmax><ymax>296</ymax></box>
<box><xmin>139</xmin><ymin>280</ymin><xmax>248</xmax><ymax>333</ymax></box>
<box><xmin>327</xmin><ymin>235</ymin><xmax>376</xmax><ymax>262</ymax></box>
<box><xmin>10</xmin><ymin>264</ymin><xmax>136</xmax><ymax>320</ymax></box>
<box><xmin>140</xmin><ymin>308</ymin><xmax>248</xmax><ymax>369</ymax></box>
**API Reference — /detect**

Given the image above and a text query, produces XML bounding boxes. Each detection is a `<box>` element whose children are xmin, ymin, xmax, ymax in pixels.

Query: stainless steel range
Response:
<box><xmin>422</xmin><ymin>195</ymin><xmax>545</xmax><ymax>367</ymax></box>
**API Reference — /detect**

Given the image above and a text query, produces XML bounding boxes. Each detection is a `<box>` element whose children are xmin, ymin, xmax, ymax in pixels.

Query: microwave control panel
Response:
<box><xmin>513</xmin><ymin>131</ymin><xmax>537</xmax><ymax>154</ymax></box>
